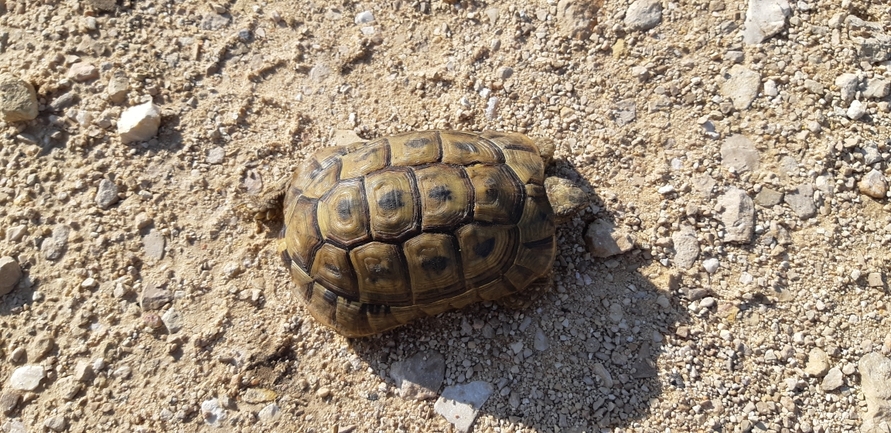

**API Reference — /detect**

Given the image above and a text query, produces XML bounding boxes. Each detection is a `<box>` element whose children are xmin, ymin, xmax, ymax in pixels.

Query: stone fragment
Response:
<box><xmin>434</xmin><ymin>381</ymin><xmax>494</xmax><ymax>433</ymax></box>
<box><xmin>544</xmin><ymin>177</ymin><xmax>588</xmax><ymax>221</ymax></box>
<box><xmin>0</xmin><ymin>256</ymin><xmax>22</xmax><ymax>296</ymax></box>
<box><xmin>702</xmin><ymin>258</ymin><xmax>720</xmax><ymax>274</ymax></box>
<box><xmin>106</xmin><ymin>74</ymin><xmax>129</xmax><ymax>103</ymax></box>
<box><xmin>742</xmin><ymin>0</ymin><xmax>790</xmax><ymax>44</ymax></box>
<box><xmin>118</xmin><ymin>102</ymin><xmax>161</xmax><ymax>143</ymax></box>
<box><xmin>847</xmin><ymin>100</ymin><xmax>866</xmax><ymax>120</ymax></box>
<box><xmin>722</xmin><ymin>65</ymin><xmax>761</xmax><ymax>110</ymax></box>
<box><xmin>672</xmin><ymin>226</ymin><xmax>700</xmax><ymax>270</ymax></box>
<box><xmin>9</xmin><ymin>365</ymin><xmax>45</xmax><ymax>391</ymax></box>
<box><xmin>859</xmin><ymin>170</ymin><xmax>888</xmax><ymax>199</ymax></box>
<box><xmin>242</xmin><ymin>388</ymin><xmax>277</xmax><ymax>403</ymax></box>
<box><xmin>73</xmin><ymin>361</ymin><xmax>94</xmax><ymax>383</ymax></box>
<box><xmin>592</xmin><ymin>362</ymin><xmax>614</xmax><ymax>387</ymax></box>
<box><xmin>141</xmin><ymin>282</ymin><xmax>172</xmax><ymax>311</ymax></box>
<box><xmin>624</xmin><ymin>0</ymin><xmax>662</xmax><ymax>31</ymax></box>
<box><xmin>143</xmin><ymin>230</ymin><xmax>166</xmax><ymax>260</ymax></box>
<box><xmin>721</xmin><ymin>134</ymin><xmax>760</xmax><ymax>173</ymax></box>
<box><xmin>613</xmin><ymin>99</ymin><xmax>637</xmax><ymax>125</ymax></box>
<box><xmin>162</xmin><ymin>307</ymin><xmax>184</xmax><ymax>333</ymax></box>
<box><xmin>584</xmin><ymin>219</ymin><xmax>635</xmax><ymax>258</ymax></box>
<box><xmin>533</xmin><ymin>327</ymin><xmax>549</xmax><ymax>351</ymax></box>
<box><xmin>0</xmin><ymin>391</ymin><xmax>21</xmax><ymax>416</ymax></box>
<box><xmin>860</xmin><ymin>352</ymin><xmax>891</xmax><ymax>433</ymax></box>
<box><xmin>85</xmin><ymin>0</ymin><xmax>117</xmax><ymax>11</ymax></box>
<box><xmin>390</xmin><ymin>351</ymin><xmax>445</xmax><ymax>400</ymax></box>
<box><xmin>868</xmin><ymin>272</ymin><xmax>885</xmax><ymax>288</ymax></box>
<box><xmin>860</xmin><ymin>37</ymin><xmax>891</xmax><ymax>63</ymax></box>
<box><xmin>354</xmin><ymin>11</ymin><xmax>374</xmax><ymax>24</ymax></box>
<box><xmin>206</xmin><ymin>147</ymin><xmax>225</xmax><ymax>164</ymax></box>
<box><xmin>821</xmin><ymin>367</ymin><xmax>844</xmax><ymax>391</ymax></box>
<box><xmin>41</xmin><ymin>225</ymin><xmax>70</xmax><ymax>261</ymax></box>
<box><xmin>258</xmin><ymin>403</ymin><xmax>281</xmax><ymax>423</ymax></box>
<box><xmin>718</xmin><ymin>188</ymin><xmax>754</xmax><ymax>244</ymax></box>
<box><xmin>805</xmin><ymin>348</ymin><xmax>830</xmax><ymax>377</ymax></box>
<box><xmin>835</xmin><ymin>73</ymin><xmax>859</xmax><ymax>104</ymax></box>
<box><xmin>0</xmin><ymin>74</ymin><xmax>38</xmax><ymax>122</ymax></box>
<box><xmin>784</xmin><ymin>184</ymin><xmax>816</xmax><ymax>219</ymax></box>
<box><xmin>28</xmin><ymin>335</ymin><xmax>55</xmax><ymax>362</ymax></box>
<box><xmin>68</xmin><ymin>63</ymin><xmax>99</xmax><ymax>82</ymax></box>
<box><xmin>43</xmin><ymin>416</ymin><xmax>67</xmax><ymax>432</ymax></box>
<box><xmin>201</xmin><ymin>398</ymin><xmax>227</xmax><ymax>426</ymax></box>
<box><xmin>555</xmin><ymin>0</ymin><xmax>598</xmax><ymax>39</ymax></box>
<box><xmin>95</xmin><ymin>178</ymin><xmax>119</xmax><ymax>209</ymax></box>
<box><xmin>755</xmin><ymin>188</ymin><xmax>783</xmax><ymax>207</ymax></box>
<box><xmin>865</xmin><ymin>79</ymin><xmax>890</xmax><ymax>100</ymax></box>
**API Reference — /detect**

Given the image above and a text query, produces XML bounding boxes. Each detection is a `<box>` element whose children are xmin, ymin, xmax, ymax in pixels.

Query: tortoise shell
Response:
<box><xmin>279</xmin><ymin>130</ymin><xmax>556</xmax><ymax>337</ymax></box>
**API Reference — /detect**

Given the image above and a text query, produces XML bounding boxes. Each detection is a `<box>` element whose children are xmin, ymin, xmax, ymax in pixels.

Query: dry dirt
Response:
<box><xmin>1</xmin><ymin>0</ymin><xmax>890</xmax><ymax>432</ymax></box>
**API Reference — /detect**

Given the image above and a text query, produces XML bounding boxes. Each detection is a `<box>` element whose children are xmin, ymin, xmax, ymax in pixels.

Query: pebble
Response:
<box><xmin>0</xmin><ymin>392</ymin><xmax>21</xmax><ymax>416</ymax></box>
<box><xmin>754</xmin><ymin>187</ymin><xmax>783</xmax><ymax>207</ymax></box>
<box><xmin>533</xmin><ymin>328</ymin><xmax>549</xmax><ymax>351</ymax></box>
<box><xmin>118</xmin><ymin>102</ymin><xmax>161</xmax><ymax>144</ymax></box>
<box><xmin>859</xmin><ymin>169</ymin><xmax>888</xmax><ymax>199</ymax></box>
<box><xmin>9</xmin><ymin>365</ymin><xmax>45</xmax><ymax>391</ymax></box>
<box><xmin>2</xmin><ymin>420</ymin><xmax>25</xmax><ymax>433</ymax></box>
<box><xmin>0</xmin><ymin>256</ymin><xmax>22</xmax><ymax>296</ymax></box>
<box><xmin>68</xmin><ymin>63</ymin><xmax>99</xmax><ymax>82</ymax></box>
<box><xmin>206</xmin><ymin>147</ymin><xmax>225</xmax><ymax>164</ymax></box>
<box><xmin>389</xmin><ymin>351</ymin><xmax>445</xmax><ymax>400</ymax></box>
<box><xmin>846</xmin><ymin>100</ymin><xmax>866</xmax><ymax>120</ymax></box>
<box><xmin>721</xmin><ymin>65</ymin><xmax>761</xmax><ymax>110</ymax></box>
<box><xmin>29</xmin><ymin>335</ymin><xmax>55</xmax><ymax>361</ymax></box>
<box><xmin>354</xmin><ymin>11</ymin><xmax>374</xmax><ymax>24</ymax></box>
<box><xmin>720</xmin><ymin>134</ymin><xmax>760</xmax><ymax>173</ymax></box>
<box><xmin>742</xmin><ymin>0</ymin><xmax>790</xmax><ymax>44</ymax></box>
<box><xmin>702</xmin><ymin>258</ymin><xmax>720</xmax><ymax>274</ymax></box>
<box><xmin>106</xmin><ymin>74</ymin><xmax>129</xmax><ymax>103</ymax></box>
<box><xmin>592</xmin><ymin>362</ymin><xmax>614</xmax><ymax>387</ymax></box>
<box><xmin>859</xmin><ymin>352</ymin><xmax>891</xmax><ymax>432</ymax></box>
<box><xmin>868</xmin><ymin>272</ymin><xmax>885</xmax><ymax>288</ymax></box>
<box><xmin>316</xmin><ymin>387</ymin><xmax>332</xmax><ymax>398</ymax></box>
<box><xmin>864</xmin><ymin>78</ymin><xmax>890</xmax><ymax>100</ymax></box>
<box><xmin>859</xmin><ymin>37</ymin><xmax>891</xmax><ymax>63</ymax></box>
<box><xmin>41</xmin><ymin>225</ymin><xmax>70</xmax><ymax>261</ymax></box>
<box><xmin>805</xmin><ymin>348</ymin><xmax>830</xmax><ymax>376</ymax></box>
<box><xmin>718</xmin><ymin>188</ymin><xmax>754</xmax><ymax>244</ymax></box>
<box><xmin>434</xmin><ymin>381</ymin><xmax>494</xmax><ymax>433</ymax></box>
<box><xmin>43</xmin><ymin>415</ymin><xmax>67</xmax><ymax>432</ymax></box>
<box><xmin>49</xmin><ymin>91</ymin><xmax>78</xmax><ymax>111</ymax></box>
<box><xmin>200</xmin><ymin>398</ymin><xmax>227</xmax><ymax>426</ymax></box>
<box><xmin>672</xmin><ymin>226</ymin><xmax>700</xmax><ymax>270</ymax></box>
<box><xmin>161</xmin><ymin>307</ymin><xmax>184</xmax><ymax>333</ymax></box>
<box><xmin>258</xmin><ymin>403</ymin><xmax>281</xmax><ymax>423</ymax></box>
<box><xmin>143</xmin><ymin>230</ymin><xmax>166</xmax><ymax>260</ymax></box>
<box><xmin>0</xmin><ymin>74</ymin><xmax>38</xmax><ymax>122</ymax></box>
<box><xmin>584</xmin><ymin>219</ymin><xmax>635</xmax><ymax>258</ymax></box>
<box><xmin>555</xmin><ymin>0</ymin><xmax>596</xmax><ymax>39</ymax></box>
<box><xmin>785</xmin><ymin>184</ymin><xmax>817</xmax><ymax>219</ymax></box>
<box><xmin>95</xmin><ymin>178</ymin><xmax>120</xmax><ymax>209</ymax></box>
<box><xmin>242</xmin><ymin>388</ymin><xmax>277</xmax><ymax>403</ymax></box>
<box><xmin>835</xmin><ymin>73</ymin><xmax>859</xmax><ymax>104</ymax></box>
<box><xmin>614</xmin><ymin>99</ymin><xmax>637</xmax><ymax>125</ymax></box>
<box><xmin>5</xmin><ymin>225</ymin><xmax>26</xmax><ymax>243</ymax></box>
<box><xmin>73</xmin><ymin>361</ymin><xmax>94</xmax><ymax>382</ymax></box>
<box><xmin>140</xmin><ymin>282</ymin><xmax>172</xmax><ymax>311</ymax></box>
<box><xmin>624</xmin><ymin>0</ymin><xmax>662</xmax><ymax>31</ymax></box>
<box><xmin>821</xmin><ymin>367</ymin><xmax>844</xmax><ymax>391</ymax></box>
<box><xmin>57</xmin><ymin>378</ymin><xmax>83</xmax><ymax>401</ymax></box>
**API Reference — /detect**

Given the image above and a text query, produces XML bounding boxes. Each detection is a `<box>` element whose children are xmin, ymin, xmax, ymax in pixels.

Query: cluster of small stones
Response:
<box><xmin>0</xmin><ymin>0</ymin><xmax>890</xmax><ymax>432</ymax></box>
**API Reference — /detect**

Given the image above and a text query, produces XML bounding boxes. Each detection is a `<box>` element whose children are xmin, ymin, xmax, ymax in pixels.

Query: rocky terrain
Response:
<box><xmin>1</xmin><ymin>0</ymin><xmax>891</xmax><ymax>432</ymax></box>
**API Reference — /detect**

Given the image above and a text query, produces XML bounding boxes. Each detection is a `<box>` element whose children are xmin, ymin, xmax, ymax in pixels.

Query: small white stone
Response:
<box><xmin>9</xmin><ymin>365</ymin><xmax>46</xmax><ymax>391</ymax></box>
<box><xmin>657</xmin><ymin>185</ymin><xmax>675</xmax><ymax>195</ymax></box>
<box><xmin>355</xmin><ymin>11</ymin><xmax>374</xmax><ymax>24</ymax></box>
<box><xmin>118</xmin><ymin>102</ymin><xmax>161</xmax><ymax>143</ymax></box>
<box><xmin>847</xmin><ymin>100</ymin><xmax>866</xmax><ymax>120</ymax></box>
<box><xmin>703</xmin><ymin>258</ymin><xmax>720</xmax><ymax>274</ymax></box>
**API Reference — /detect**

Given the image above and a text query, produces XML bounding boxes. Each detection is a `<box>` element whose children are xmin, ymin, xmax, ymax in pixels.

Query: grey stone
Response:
<box><xmin>821</xmin><ymin>367</ymin><xmax>844</xmax><ymax>391</ymax></box>
<box><xmin>0</xmin><ymin>74</ymin><xmax>38</xmax><ymax>122</ymax></box>
<box><xmin>724</xmin><ymin>50</ymin><xmax>744</xmax><ymax>63</ymax></box>
<box><xmin>434</xmin><ymin>381</ymin><xmax>494</xmax><ymax>433</ymax></box>
<box><xmin>860</xmin><ymin>352</ymin><xmax>891</xmax><ymax>433</ymax></box>
<box><xmin>592</xmin><ymin>362</ymin><xmax>614</xmax><ymax>387</ymax></box>
<box><xmin>9</xmin><ymin>365</ymin><xmax>45</xmax><ymax>391</ymax></box>
<box><xmin>258</xmin><ymin>403</ymin><xmax>280</xmax><ymax>423</ymax></box>
<box><xmin>533</xmin><ymin>327</ymin><xmax>549</xmax><ymax>351</ymax></box>
<box><xmin>672</xmin><ymin>226</ymin><xmax>700</xmax><ymax>270</ymax></box>
<box><xmin>784</xmin><ymin>184</ymin><xmax>817</xmax><ymax>219</ymax></box>
<box><xmin>722</xmin><ymin>65</ymin><xmax>761</xmax><ymax>110</ymax></box>
<box><xmin>141</xmin><ymin>282</ymin><xmax>172</xmax><ymax>311</ymax></box>
<box><xmin>859</xmin><ymin>170</ymin><xmax>888</xmax><ymax>199</ymax></box>
<box><xmin>206</xmin><ymin>147</ymin><xmax>225</xmax><ymax>164</ymax></box>
<box><xmin>860</xmin><ymin>37</ymin><xmax>891</xmax><ymax>63</ymax></box>
<box><xmin>43</xmin><ymin>415</ymin><xmax>67</xmax><ymax>432</ymax></box>
<box><xmin>95</xmin><ymin>179</ymin><xmax>119</xmax><ymax>209</ymax></box>
<box><xmin>805</xmin><ymin>348</ymin><xmax>830</xmax><ymax>377</ymax></box>
<box><xmin>0</xmin><ymin>391</ymin><xmax>21</xmax><ymax>416</ymax></box>
<box><xmin>624</xmin><ymin>0</ymin><xmax>662</xmax><ymax>31</ymax></box>
<box><xmin>118</xmin><ymin>102</ymin><xmax>161</xmax><ymax>144</ymax></box>
<box><xmin>28</xmin><ymin>334</ymin><xmax>55</xmax><ymax>362</ymax></box>
<box><xmin>5</xmin><ymin>225</ymin><xmax>26</xmax><ymax>243</ymax></box>
<box><xmin>73</xmin><ymin>361</ymin><xmax>94</xmax><ymax>382</ymax></box>
<box><xmin>68</xmin><ymin>63</ymin><xmax>99</xmax><ymax>82</ymax></box>
<box><xmin>613</xmin><ymin>99</ymin><xmax>636</xmax><ymax>125</ymax></box>
<box><xmin>106</xmin><ymin>74</ymin><xmax>129</xmax><ymax>103</ymax></box>
<box><xmin>49</xmin><ymin>91</ymin><xmax>78</xmax><ymax>111</ymax></box>
<box><xmin>836</xmin><ymin>73</ymin><xmax>859</xmax><ymax>104</ymax></box>
<box><xmin>803</xmin><ymin>79</ymin><xmax>824</xmax><ymax>95</ymax></box>
<box><xmin>201</xmin><ymin>12</ymin><xmax>231</xmax><ymax>31</ymax></box>
<box><xmin>721</xmin><ymin>134</ymin><xmax>760</xmax><ymax>173</ymax></box>
<box><xmin>718</xmin><ymin>188</ymin><xmax>754</xmax><ymax>244</ymax></box>
<box><xmin>742</xmin><ymin>0</ymin><xmax>790</xmax><ymax>44</ymax></box>
<box><xmin>41</xmin><ymin>225</ymin><xmax>70</xmax><ymax>261</ymax></box>
<box><xmin>584</xmin><ymin>219</ymin><xmax>635</xmax><ymax>258</ymax></box>
<box><xmin>755</xmin><ymin>188</ymin><xmax>783</xmax><ymax>207</ymax></box>
<box><xmin>161</xmin><ymin>307</ymin><xmax>184</xmax><ymax>333</ymax></box>
<box><xmin>143</xmin><ymin>230</ymin><xmax>166</xmax><ymax>260</ymax></box>
<box><xmin>0</xmin><ymin>256</ymin><xmax>22</xmax><ymax>296</ymax></box>
<box><xmin>864</xmin><ymin>79</ymin><xmax>890</xmax><ymax>100</ymax></box>
<box><xmin>556</xmin><ymin>0</ymin><xmax>597</xmax><ymax>39</ymax></box>
<box><xmin>390</xmin><ymin>351</ymin><xmax>445</xmax><ymax>400</ymax></box>
<box><xmin>861</xmin><ymin>143</ymin><xmax>883</xmax><ymax>165</ymax></box>
<box><xmin>200</xmin><ymin>398</ymin><xmax>227</xmax><ymax>426</ymax></box>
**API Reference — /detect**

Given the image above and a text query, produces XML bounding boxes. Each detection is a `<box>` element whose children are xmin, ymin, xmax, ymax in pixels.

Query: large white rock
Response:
<box><xmin>118</xmin><ymin>102</ymin><xmax>161</xmax><ymax>143</ymax></box>
<box><xmin>742</xmin><ymin>0</ymin><xmax>790</xmax><ymax>44</ymax></box>
<box><xmin>10</xmin><ymin>365</ymin><xmax>46</xmax><ymax>391</ymax></box>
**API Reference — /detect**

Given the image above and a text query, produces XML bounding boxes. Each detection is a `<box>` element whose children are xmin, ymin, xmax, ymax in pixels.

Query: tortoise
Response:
<box><xmin>251</xmin><ymin>130</ymin><xmax>586</xmax><ymax>337</ymax></box>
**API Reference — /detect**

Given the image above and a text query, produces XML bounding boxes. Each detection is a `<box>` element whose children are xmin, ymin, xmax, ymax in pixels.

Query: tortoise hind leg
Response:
<box><xmin>496</xmin><ymin>275</ymin><xmax>552</xmax><ymax>310</ymax></box>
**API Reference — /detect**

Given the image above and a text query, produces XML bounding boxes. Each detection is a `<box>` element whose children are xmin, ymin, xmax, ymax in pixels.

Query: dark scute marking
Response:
<box><xmin>455</xmin><ymin>141</ymin><xmax>478</xmax><ymax>153</ymax></box>
<box><xmin>378</xmin><ymin>190</ymin><xmax>404</xmax><ymax>211</ymax></box>
<box><xmin>503</xmin><ymin>143</ymin><xmax>536</xmax><ymax>152</ymax></box>
<box><xmin>485</xmin><ymin>187</ymin><xmax>499</xmax><ymax>201</ymax></box>
<box><xmin>336</xmin><ymin>198</ymin><xmax>352</xmax><ymax>220</ymax></box>
<box><xmin>367</xmin><ymin>262</ymin><xmax>389</xmax><ymax>284</ymax></box>
<box><xmin>322</xmin><ymin>289</ymin><xmax>339</xmax><ymax>305</ymax></box>
<box><xmin>421</xmin><ymin>256</ymin><xmax>450</xmax><ymax>273</ymax></box>
<box><xmin>523</xmin><ymin>235</ymin><xmax>555</xmax><ymax>250</ymax></box>
<box><xmin>359</xmin><ymin>303</ymin><xmax>391</xmax><ymax>315</ymax></box>
<box><xmin>473</xmin><ymin>237</ymin><xmax>496</xmax><ymax>258</ymax></box>
<box><xmin>406</xmin><ymin>137</ymin><xmax>431</xmax><ymax>148</ymax></box>
<box><xmin>280</xmin><ymin>249</ymin><xmax>293</xmax><ymax>267</ymax></box>
<box><xmin>428</xmin><ymin>185</ymin><xmax>452</xmax><ymax>201</ymax></box>
<box><xmin>324</xmin><ymin>263</ymin><xmax>342</xmax><ymax>278</ymax></box>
